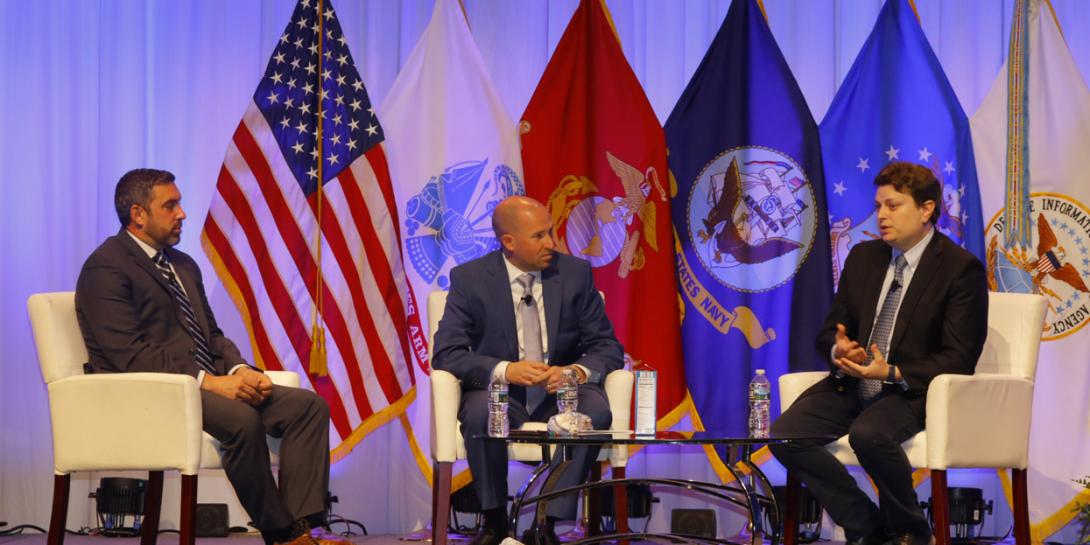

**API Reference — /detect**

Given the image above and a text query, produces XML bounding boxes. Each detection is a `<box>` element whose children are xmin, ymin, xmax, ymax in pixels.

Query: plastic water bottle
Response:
<box><xmin>557</xmin><ymin>368</ymin><xmax>579</xmax><ymax>413</ymax></box>
<box><xmin>748</xmin><ymin>369</ymin><xmax>771</xmax><ymax>438</ymax></box>
<box><xmin>488</xmin><ymin>380</ymin><xmax>509</xmax><ymax>437</ymax></box>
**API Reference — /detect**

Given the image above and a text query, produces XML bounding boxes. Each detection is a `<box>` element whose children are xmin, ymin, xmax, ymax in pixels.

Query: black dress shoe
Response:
<box><xmin>848</xmin><ymin>528</ymin><xmax>891</xmax><ymax>545</ymax></box>
<box><xmin>520</xmin><ymin>524</ymin><xmax>559</xmax><ymax>545</ymax></box>
<box><xmin>468</xmin><ymin>526</ymin><xmax>508</xmax><ymax>545</ymax></box>
<box><xmin>889</xmin><ymin>532</ymin><xmax>934</xmax><ymax>545</ymax></box>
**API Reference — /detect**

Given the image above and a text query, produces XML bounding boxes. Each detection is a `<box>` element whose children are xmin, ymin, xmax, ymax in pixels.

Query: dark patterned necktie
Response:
<box><xmin>517</xmin><ymin>273</ymin><xmax>545</xmax><ymax>412</ymax></box>
<box><xmin>153</xmin><ymin>252</ymin><xmax>217</xmax><ymax>375</ymax></box>
<box><xmin>859</xmin><ymin>254</ymin><xmax>908</xmax><ymax>402</ymax></box>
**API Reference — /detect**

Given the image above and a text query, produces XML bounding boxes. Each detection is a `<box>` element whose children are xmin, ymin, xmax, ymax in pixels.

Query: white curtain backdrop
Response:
<box><xmin>3</xmin><ymin>0</ymin><xmax>1090</xmax><ymax>538</ymax></box>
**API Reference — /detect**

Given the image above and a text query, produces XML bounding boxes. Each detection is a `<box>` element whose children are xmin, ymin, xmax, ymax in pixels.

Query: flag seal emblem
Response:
<box><xmin>546</xmin><ymin>151</ymin><xmax>667</xmax><ymax>278</ymax></box>
<box><xmin>986</xmin><ymin>192</ymin><xmax>1090</xmax><ymax>340</ymax></box>
<box><xmin>686</xmin><ymin>146</ymin><xmax>818</xmax><ymax>293</ymax></box>
<box><xmin>403</xmin><ymin>159</ymin><xmax>523</xmax><ymax>289</ymax></box>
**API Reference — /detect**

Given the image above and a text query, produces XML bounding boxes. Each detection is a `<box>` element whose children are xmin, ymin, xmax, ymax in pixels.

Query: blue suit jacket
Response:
<box><xmin>432</xmin><ymin>250</ymin><xmax>624</xmax><ymax>391</ymax></box>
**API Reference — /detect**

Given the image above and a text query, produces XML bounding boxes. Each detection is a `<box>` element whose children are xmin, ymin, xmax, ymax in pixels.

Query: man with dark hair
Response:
<box><xmin>770</xmin><ymin>162</ymin><xmax>989</xmax><ymax>545</ymax></box>
<box><xmin>76</xmin><ymin>168</ymin><xmax>338</xmax><ymax>545</ymax></box>
<box><xmin>433</xmin><ymin>196</ymin><xmax>624</xmax><ymax>545</ymax></box>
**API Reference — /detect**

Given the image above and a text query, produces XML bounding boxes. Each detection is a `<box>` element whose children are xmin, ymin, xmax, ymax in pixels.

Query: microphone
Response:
<box><xmin>521</xmin><ymin>293</ymin><xmax>534</xmax><ymax>306</ymax></box>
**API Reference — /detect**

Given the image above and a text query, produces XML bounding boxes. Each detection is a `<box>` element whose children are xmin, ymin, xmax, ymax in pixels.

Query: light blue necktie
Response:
<box><xmin>517</xmin><ymin>273</ymin><xmax>546</xmax><ymax>413</ymax></box>
<box><xmin>859</xmin><ymin>254</ymin><xmax>908</xmax><ymax>402</ymax></box>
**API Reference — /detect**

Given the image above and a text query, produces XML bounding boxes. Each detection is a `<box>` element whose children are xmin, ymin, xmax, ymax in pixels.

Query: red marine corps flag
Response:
<box><xmin>520</xmin><ymin>0</ymin><xmax>687</xmax><ymax>426</ymax></box>
<box><xmin>201</xmin><ymin>0</ymin><xmax>422</xmax><ymax>460</ymax></box>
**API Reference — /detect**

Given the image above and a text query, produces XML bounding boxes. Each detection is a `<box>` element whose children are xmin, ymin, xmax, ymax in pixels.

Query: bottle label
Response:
<box><xmin>634</xmin><ymin>369</ymin><xmax>657</xmax><ymax>436</ymax></box>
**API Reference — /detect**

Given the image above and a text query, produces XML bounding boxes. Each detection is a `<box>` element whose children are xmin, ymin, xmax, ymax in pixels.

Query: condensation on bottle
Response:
<box><xmin>488</xmin><ymin>379</ymin><xmax>509</xmax><ymax>437</ymax></box>
<box><xmin>748</xmin><ymin>369</ymin><xmax>771</xmax><ymax>439</ymax></box>
<box><xmin>557</xmin><ymin>368</ymin><xmax>579</xmax><ymax>413</ymax></box>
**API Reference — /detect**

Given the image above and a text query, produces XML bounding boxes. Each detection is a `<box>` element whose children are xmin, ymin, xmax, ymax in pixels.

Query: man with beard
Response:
<box><xmin>75</xmin><ymin>168</ymin><xmax>337</xmax><ymax>545</ymax></box>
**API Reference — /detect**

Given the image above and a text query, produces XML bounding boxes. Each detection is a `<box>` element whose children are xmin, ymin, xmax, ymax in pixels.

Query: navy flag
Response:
<box><xmin>666</xmin><ymin>0</ymin><xmax>834</xmax><ymax>470</ymax></box>
<box><xmin>821</xmin><ymin>0</ymin><xmax>985</xmax><ymax>283</ymax></box>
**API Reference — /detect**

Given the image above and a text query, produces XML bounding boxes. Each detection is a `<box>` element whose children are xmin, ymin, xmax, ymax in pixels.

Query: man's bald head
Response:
<box><xmin>492</xmin><ymin>195</ymin><xmax>557</xmax><ymax>271</ymax></box>
<box><xmin>491</xmin><ymin>195</ymin><xmax>546</xmax><ymax>238</ymax></box>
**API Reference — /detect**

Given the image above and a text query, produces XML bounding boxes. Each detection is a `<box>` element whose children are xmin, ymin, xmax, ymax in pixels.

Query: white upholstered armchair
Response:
<box><xmin>27</xmin><ymin>292</ymin><xmax>299</xmax><ymax>545</ymax></box>
<box><xmin>426</xmin><ymin>290</ymin><xmax>634</xmax><ymax>545</ymax></box>
<box><xmin>778</xmin><ymin>291</ymin><xmax>1047</xmax><ymax>545</ymax></box>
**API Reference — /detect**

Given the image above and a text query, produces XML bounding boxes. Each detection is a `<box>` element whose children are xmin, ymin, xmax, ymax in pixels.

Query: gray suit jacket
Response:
<box><xmin>75</xmin><ymin>229</ymin><xmax>246</xmax><ymax>377</ymax></box>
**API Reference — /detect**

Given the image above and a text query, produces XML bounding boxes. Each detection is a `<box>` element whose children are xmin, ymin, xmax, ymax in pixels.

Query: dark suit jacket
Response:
<box><xmin>75</xmin><ymin>229</ymin><xmax>246</xmax><ymax>377</ymax></box>
<box><xmin>432</xmin><ymin>250</ymin><xmax>624</xmax><ymax>391</ymax></box>
<box><xmin>816</xmin><ymin>231</ymin><xmax>988</xmax><ymax>395</ymax></box>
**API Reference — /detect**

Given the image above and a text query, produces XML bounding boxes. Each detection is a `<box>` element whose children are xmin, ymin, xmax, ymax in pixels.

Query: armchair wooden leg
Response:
<box><xmin>47</xmin><ymin>474</ymin><xmax>70</xmax><ymax>545</ymax></box>
<box><xmin>1013</xmin><ymin>468</ymin><xmax>1031</xmax><ymax>545</ymax></box>
<box><xmin>931</xmin><ymin>470</ymin><xmax>950</xmax><ymax>545</ymax></box>
<box><xmin>783</xmin><ymin>472</ymin><xmax>801</xmax><ymax>545</ymax></box>
<box><xmin>140</xmin><ymin>471</ymin><xmax>164</xmax><ymax>545</ymax></box>
<box><xmin>180</xmin><ymin>474</ymin><xmax>197</xmax><ymax>545</ymax></box>
<box><xmin>587</xmin><ymin>463</ymin><xmax>603</xmax><ymax>535</ymax></box>
<box><xmin>432</xmin><ymin>461</ymin><xmax>453</xmax><ymax>545</ymax></box>
<box><xmin>613</xmin><ymin>466</ymin><xmax>628</xmax><ymax>545</ymax></box>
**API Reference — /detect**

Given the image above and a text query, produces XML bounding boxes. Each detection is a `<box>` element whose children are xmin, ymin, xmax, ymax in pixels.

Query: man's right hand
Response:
<box><xmin>201</xmin><ymin>374</ymin><xmax>264</xmax><ymax>405</ymax></box>
<box><xmin>505</xmin><ymin>360</ymin><xmax>550</xmax><ymax>386</ymax></box>
<box><xmin>834</xmin><ymin>323</ymin><xmax>867</xmax><ymax>364</ymax></box>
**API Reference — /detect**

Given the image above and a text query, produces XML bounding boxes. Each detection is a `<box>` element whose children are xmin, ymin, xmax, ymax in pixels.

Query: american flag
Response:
<box><xmin>201</xmin><ymin>0</ymin><xmax>423</xmax><ymax>457</ymax></box>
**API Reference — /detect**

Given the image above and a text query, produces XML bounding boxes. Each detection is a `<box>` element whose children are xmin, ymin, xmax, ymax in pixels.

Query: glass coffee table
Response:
<box><xmin>484</xmin><ymin>430</ymin><xmax>831</xmax><ymax>545</ymax></box>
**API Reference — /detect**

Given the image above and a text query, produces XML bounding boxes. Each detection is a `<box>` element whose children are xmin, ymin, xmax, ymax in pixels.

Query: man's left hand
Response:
<box><xmin>533</xmin><ymin>365</ymin><xmax>587</xmax><ymax>394</ymax></box>
<box><xmin>833</xmin><ymin>344</ymin><xmax>890</xmax><ymax>380</ymax></box>
<box><xmin>234</xmin><ymin>367</ymin><xmax>273</xmax><ymax>405</ymax></box>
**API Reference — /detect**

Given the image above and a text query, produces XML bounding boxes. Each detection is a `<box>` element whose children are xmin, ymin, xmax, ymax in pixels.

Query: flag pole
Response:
<box><xmin>310</xmin><ymin>0</ymin><xmax>329</xmax><ymax>376</ymax></box>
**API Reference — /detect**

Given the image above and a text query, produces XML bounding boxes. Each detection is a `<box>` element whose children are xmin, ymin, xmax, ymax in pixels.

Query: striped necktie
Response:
<box><xmin>153</xmin><ymin>252</ymin><xmax>218</xmax><ymax>375</ymax></box>
<box><xmin>859</xmin><ymin>254</ymin><xmax>908</xmax><ymax>402</ymax></box>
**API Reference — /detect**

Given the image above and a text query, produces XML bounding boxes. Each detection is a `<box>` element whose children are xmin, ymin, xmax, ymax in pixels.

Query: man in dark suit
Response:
<box><xmin>432</xmin><ymin>195</ymin><xmax>624</xmax><ymax>545</ymax></box>
<box><xmin>75</xmin><ymin>169</ymin><xmax>336</xmax><ymax>545</ymax></box>
<box><xmin>770</xmin><ymin>162</ymin><xmax>989</xmax><ymax>545</ymax></box>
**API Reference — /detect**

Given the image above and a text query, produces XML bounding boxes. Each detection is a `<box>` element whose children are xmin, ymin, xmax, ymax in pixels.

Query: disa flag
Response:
<box><xmin>665</xmin><ymin>0</ymin><xmax>834</xmax><ymax>474</ymax></box>
<box><xmin>380</xmin><ymin>0</ymin><xmax>525</xmax><ymax>493</ymax></box>
<box><xmin>970</xmin><ymin>0</ymin><xmax>1090</xmax><ymax>539</ymax></box>
<box><xmin>520</xmin><ymin>0</ymin><xmax>687</xmax><ymax>426</ymax></box>
<box><xmin>201</xmin><ymin>0</ymin><xmax>418</xmax><ymax>460</ymax></box>
<box><xmin>821</xmin><ymin>0</ymin><xmax>984</xmax><ymax>284</ymax></box>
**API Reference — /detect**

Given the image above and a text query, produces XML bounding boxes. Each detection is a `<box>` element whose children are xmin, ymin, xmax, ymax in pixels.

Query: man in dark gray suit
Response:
<box><xmin>432</xmin><ymin>196</ymin><xmax>624</xmax><ymax>545</ymax></box>
<box><xmin>770</xmin><ymin>162</ymin><xmax>989</xmax><ymax>545</ymax></box>
<box><xmin>75</xmin><ymin>169</ymin><xmax>335</xmax><ymax>545</ymax></box>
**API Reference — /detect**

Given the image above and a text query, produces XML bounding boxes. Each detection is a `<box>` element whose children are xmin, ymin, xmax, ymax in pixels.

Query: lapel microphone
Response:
<box><xmin>522</xmin><ymin>293</ymin><xmax>534</xmax><ymax>306</ymax></box>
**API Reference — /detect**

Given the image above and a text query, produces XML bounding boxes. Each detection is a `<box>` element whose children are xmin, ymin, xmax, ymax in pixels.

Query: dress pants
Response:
<box><xmin>459</xmin><ymin>384</ymin><xmax>612</xmax><ymax>520</ymax></box>
<box><xmin>768</xmin><ymin>378</ymin><xmax>930</xmax><ymax>540</ymax></box>
<box><xmin>202</xmin><ymin>384</ymin><xmax>331</xmax><ymax>532</ymax></box>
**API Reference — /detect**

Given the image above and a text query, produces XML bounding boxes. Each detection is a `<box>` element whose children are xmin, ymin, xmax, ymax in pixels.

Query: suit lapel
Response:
<box><xmin>168</xmin><ymin>248</ymin><xmax>213</xmax><ymax>340</ymax></box>
<box><xmin>117</xmin><ymin>231</ymin><xmax>212</xmax><ymax>342</ymax></box>
<box><xmin>117</xmin><ymin>230</ymin><xmax>173</xmax><ymax>294</ymax></box>
<box><xmin>541</xmin><ymin>261</ymin><xmax>562</xmax><ymax>364</ymax></box>
<box><xmin>858</xmin><ymin>243</ymin><xmax>892</xmax><ymax>346</ymax></box>
<box><xmin>889</xmin><ymin>233</ymin><xmax>943</xmax><ymax>356</ymax></box>
<box><xmin>489</xmin><ymin>252</ymin><xmax>520</xmax><ymax>360</ymax></box>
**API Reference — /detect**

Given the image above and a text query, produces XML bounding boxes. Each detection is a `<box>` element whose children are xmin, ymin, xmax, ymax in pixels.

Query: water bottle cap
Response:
<box><xmin>756</xmin><ymin>369</ymin><xmax>765</xmax><ymax>375</ymax></box>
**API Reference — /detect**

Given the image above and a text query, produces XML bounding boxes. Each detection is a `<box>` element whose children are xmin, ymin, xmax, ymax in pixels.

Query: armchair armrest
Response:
<box><xmin>603</xmin><ymin>369</ymin><xmax>634</xmax><ymax>467</ymax></box>
<box><xmin>430</xmin><ymin>369</ymin><xmax>462</xmax><ymax>463</ymax></box>
<box><xmin>47</xmin><ymin>373</ymin><xmax>203</xmax><ymax>474</ymax></box>
<box><xmin>265</xmin><ymin>370</ymin><xmax>300</xmax><ymax>387</ymax></box>
<box><xmin>778</xmin><ymin>371</ymin><xmax>827</xmax><ymax>412</ymax></box>
<box><xmin>925</xmin><ymin>373</ymin><xmax>1034</xmax><ymax>470</ymax></box>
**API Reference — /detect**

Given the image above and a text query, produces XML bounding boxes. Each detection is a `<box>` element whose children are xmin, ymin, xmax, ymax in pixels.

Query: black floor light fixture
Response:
<box><xmin>91</xmin><ymin>477</ymin><xmax>146</xmax><ymax>537</ymax></box>
<box><xmin>922</xmin><ymin>487</ymin><xmax>994</xmax><ymax>543</ymax></box>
